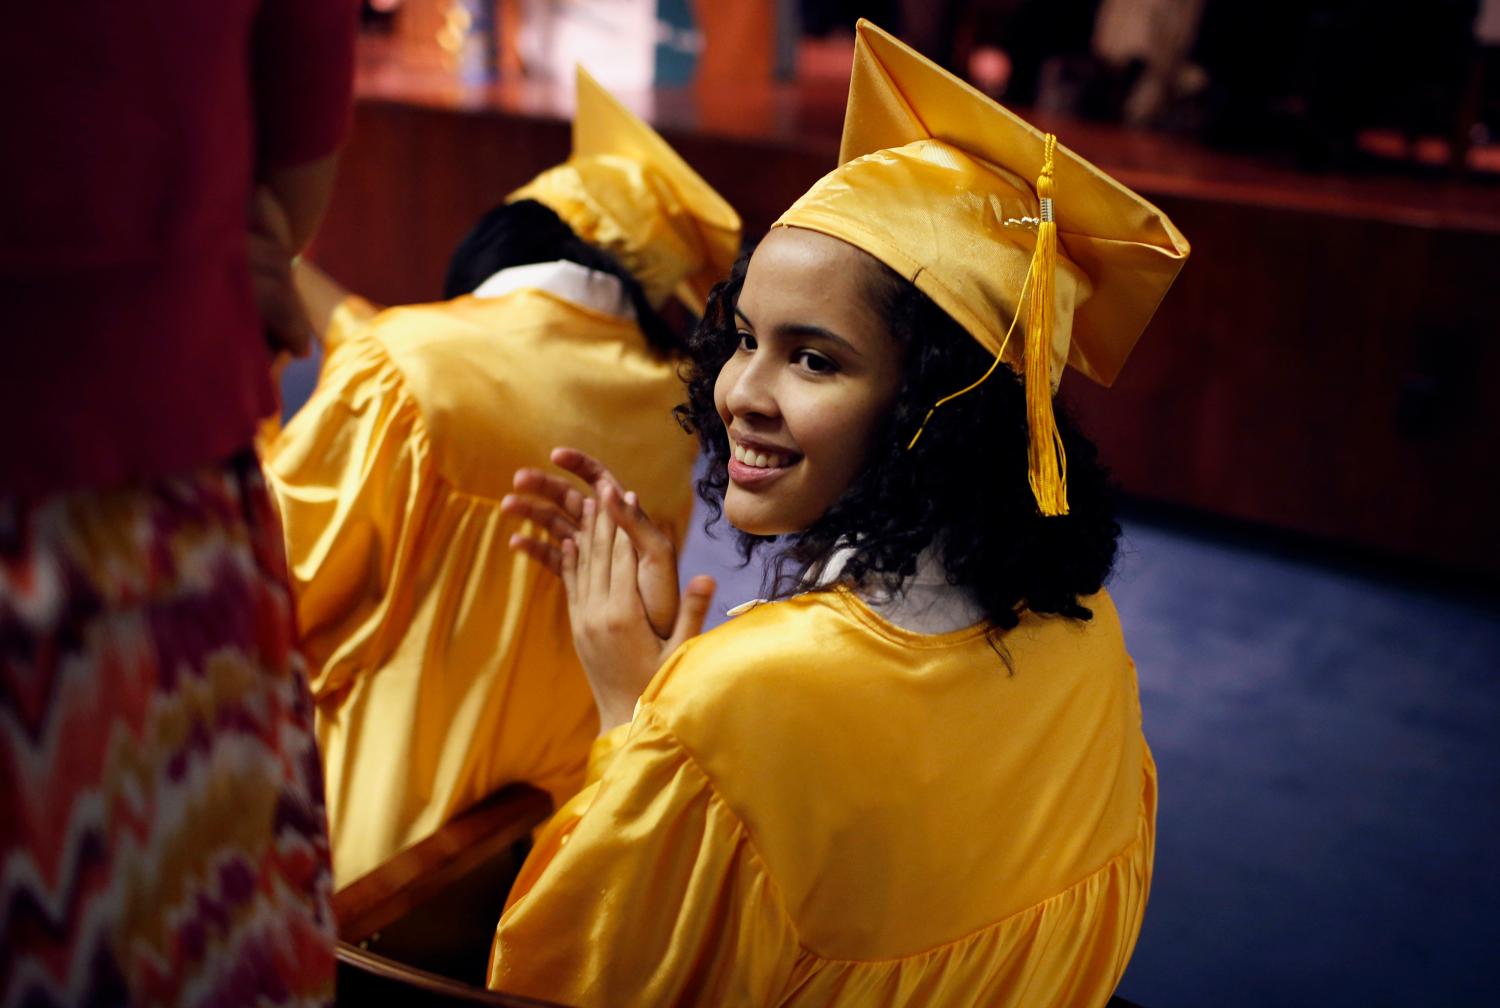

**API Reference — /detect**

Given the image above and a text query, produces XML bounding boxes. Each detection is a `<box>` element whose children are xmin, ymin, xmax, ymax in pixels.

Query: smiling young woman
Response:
<box><xmin>681</xmin><ymin>233</ymin><xmax>1127</xmax><ymax>633</ymax></box>
<box><xmin>488</xmin><ymin>21</ymin><xmax>1189</xmax><ymax>1008</ymax></box>
<box><xmin>715</xmin><ymin>227</ymin><xmax>906</xmax><ymax>537</ymax></box>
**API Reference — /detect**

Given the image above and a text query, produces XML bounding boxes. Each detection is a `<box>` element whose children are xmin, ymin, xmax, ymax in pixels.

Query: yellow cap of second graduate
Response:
<box><xmin>774</xmin><ymin>21</ymin><xmax>1189</xmax><ymax>514</ymax></box>
<box><xmin>509</xmin><ymin>68</ymin><xmax>742</xmax><ymax>314</ymax></box>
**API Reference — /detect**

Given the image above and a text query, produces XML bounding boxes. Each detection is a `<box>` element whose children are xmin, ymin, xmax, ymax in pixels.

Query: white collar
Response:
<box><xmin>471</xmin><ymin>260</ymin><xmax>636</xmax><ymax>320</ymax></box>
<box><xmin>727</xmin><ymin>542</ymin><xmax>986</xmax><ymax>636</ymax></box>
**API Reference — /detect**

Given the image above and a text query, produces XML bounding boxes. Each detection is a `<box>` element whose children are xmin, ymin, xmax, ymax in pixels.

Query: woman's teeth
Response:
<box><xmin>732</xmin><ymin>443</ymin><xmax>790</xmax><ymax>469</ymax></box>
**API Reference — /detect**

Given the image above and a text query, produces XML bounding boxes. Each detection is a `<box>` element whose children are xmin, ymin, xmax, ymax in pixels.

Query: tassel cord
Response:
<box><xmin>905</xmin><ymin>133</ymin><xmax>1070</xmax><ymax>518</ymax></box>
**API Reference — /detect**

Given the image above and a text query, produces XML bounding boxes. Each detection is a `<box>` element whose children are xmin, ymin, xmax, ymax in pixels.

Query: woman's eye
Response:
<box><xmin>736</xmin><ymin>331</ymin><xmax>757</xmax><ymax>352</ymax></box>
<box><xmin>794</xmin><ymin>350</ymin><xmax>837</xmax><ymax>374</ymax></box>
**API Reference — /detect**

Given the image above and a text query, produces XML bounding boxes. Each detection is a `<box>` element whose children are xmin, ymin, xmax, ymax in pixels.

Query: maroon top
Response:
<box><xmin>0</xmin><ymin>1</ymin><xmax>357</xmax><ymax>497</ymax></box>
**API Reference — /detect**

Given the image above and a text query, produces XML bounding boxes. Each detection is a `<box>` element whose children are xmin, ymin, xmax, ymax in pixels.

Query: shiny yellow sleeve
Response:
<box><xmin>488</xmin><ymin>706</ymin><xmax>802</xmax><ymax>1006</ymax></box>
<box><xmin>584</xmin><ymin>721</ymin><xmax>631</xmax><ymax>786</ymax></box>
<box><xmin>261</xmin><ymin>328</ymin><xmax>427</xmax><ymax>700</ymax></box>
<box><xmin>502</xmin><ymin>723</ymin><xmax>630</xmax><ymax>910</ymax></box>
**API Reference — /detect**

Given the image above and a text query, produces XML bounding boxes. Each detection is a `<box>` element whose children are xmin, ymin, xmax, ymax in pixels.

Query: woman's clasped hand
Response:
<box><xmin>502</xmin><ymin>447</ymin><xmax>715</xmax><ymax>731</ymax></box>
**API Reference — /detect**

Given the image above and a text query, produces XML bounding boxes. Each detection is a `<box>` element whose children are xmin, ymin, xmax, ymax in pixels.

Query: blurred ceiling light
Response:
<box><xmin>968</xmin><ymin>45</ymin><xmax>1011</xmax><ymax>96</ymax></box>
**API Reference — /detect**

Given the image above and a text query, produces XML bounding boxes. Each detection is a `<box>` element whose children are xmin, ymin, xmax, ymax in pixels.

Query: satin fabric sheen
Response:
<box><xmin>490</xmin><ymin>588</ymin><xmax>1155</xmax><ymax>1007</ymax></box>
<box><xmin>263</xmin><ymin>289</ymin><xmax>697</xmax><ymax>884</ymax></box>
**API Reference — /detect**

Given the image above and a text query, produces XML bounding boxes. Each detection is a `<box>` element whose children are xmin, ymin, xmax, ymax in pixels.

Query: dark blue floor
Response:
<box><xmin>1109</xmin><ymin>522</ymin><xmax>1499</xmax><ymax>1008</ymax></box>
<box><xmin>681</xmin><ymin>511</ymin><xmax>1500</xmax><ymax>1008</ymax></box>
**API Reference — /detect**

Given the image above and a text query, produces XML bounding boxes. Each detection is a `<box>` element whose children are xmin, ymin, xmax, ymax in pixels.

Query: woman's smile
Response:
<box><xmin>727</xmin><ymin>434</ymin><xmax>801</xmax><ymax>486</ymax></box>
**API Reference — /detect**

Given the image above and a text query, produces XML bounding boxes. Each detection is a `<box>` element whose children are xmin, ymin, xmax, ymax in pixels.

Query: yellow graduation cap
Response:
<box><xmin>508</xmin><ymin>68</ymin><xmax>742</xmax><ymax>314</ymax></box>
<box><xmin>774</xmin><ymin>20</ymin><xmax>1189</xmax><ymax>515</ymax></box>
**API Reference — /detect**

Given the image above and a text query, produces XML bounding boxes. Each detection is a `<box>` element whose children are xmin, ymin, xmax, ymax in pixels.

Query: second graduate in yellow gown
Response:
<box><xmin>263</xmin><ymin>71</ymin><xmax>740</xmax><ymax>884</ymax></box>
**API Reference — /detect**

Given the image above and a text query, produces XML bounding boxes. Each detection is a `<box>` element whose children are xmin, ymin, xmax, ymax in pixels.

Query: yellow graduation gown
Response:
<box><xmin>263</xmin><ymin>287</ymin><xmax>697</xmax><ymax>885</ymax></box>
<box><xmin>489</xmin><ymin>587</ymin><xmax>1155</xmax><ymax>1007</ymax></box>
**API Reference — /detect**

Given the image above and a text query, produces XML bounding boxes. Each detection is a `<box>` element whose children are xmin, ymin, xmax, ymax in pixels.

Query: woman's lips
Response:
<box><xmin>727</xmin><ymin>457</ymin><xmax>792</xmax><ymax>487</ymax></box>
<box><xmin>727</xmin><ymin>441</ymin><xmax>799</xmax><ymax>488</ymax></box>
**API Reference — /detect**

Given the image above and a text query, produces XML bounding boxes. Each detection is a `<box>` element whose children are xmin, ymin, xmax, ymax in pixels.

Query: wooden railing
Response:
<box><xmin>333</xmin><ymin>783</ymin><xmax>551</xmax><ymax>943</ymax></box>
<box><xmin>332</xmin><ymin>783</ymin><xmax>555</xmax><ymax>1005</ymax></box>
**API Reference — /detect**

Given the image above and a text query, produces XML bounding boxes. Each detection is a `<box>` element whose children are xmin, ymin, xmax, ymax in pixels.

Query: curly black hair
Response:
<box><xmin>444</xmin><ymin>198</ymin><xmax>682</xmax><ymax>356</ymax></box>
<box><xmin>673</xmin><ymin>251</ymin><xmax>1120</xmax><ymax>632</ymax></box>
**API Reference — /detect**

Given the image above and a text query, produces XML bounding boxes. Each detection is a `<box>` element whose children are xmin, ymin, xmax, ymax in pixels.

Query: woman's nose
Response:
<box><xmin>723</xmin><ymin>355</ymin><xmax>779</xmax><ymax>421</ymax></box>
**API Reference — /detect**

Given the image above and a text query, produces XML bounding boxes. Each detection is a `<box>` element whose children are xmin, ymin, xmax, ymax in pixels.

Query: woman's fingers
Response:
<box><xmin>517</xmin><ymin>449</ymin><xmax>641</xmax><ymax>537</ymax></box>
<box><xmin>500</xmin><ymin>492</ymin><xmax>578</xmax><ymax>543</ymax></box>
<box><xmin>607</xmin><ymin>522</ymin><xmax>639</xmax><ymax>625</ymax></box>
<box><xmin>586</xmin><ymin>495</ymin><xmax>615</xmax><ymax>605</ymax></box>
<box><xmin>667</xmin><ymin>575</ymin><xmax>717</xmax><ymax>651</ymax></box>
<box><xmin>551</xmin><ymin>447</ymin><xmax>624</xmax><ymax>498</ymax></box>
<box><xmin>603</xmin><ymin>488</ymin><xmax>674</xmax><ymax>571</ymax></box>
<box><xmin>562</xmin><ymin>496</ymin><xmax>597</xmax><ymax>641</ymax></box>
<box><xmin>607</xmin><ymin>489</ymin><xmax>669</xmax><ymax>553</ymax></box>
<box><xmin>508</xmin><ymin>533</ymin><xmax>563</xmax><ymax>576</ymax></box>
<box><xmin>602</xmin><ymin>486</ymin><xmax>677</xmax><ymax>637</ymax></box>
<box><xmin>511</xmin><ymin>469</ymin><xmax>586</xmax><ymax>525</ymax></box>
<box><xmin>559</xmin><ymin>537</ymin><xmax>579</xmax><ymax>607</ymax></box>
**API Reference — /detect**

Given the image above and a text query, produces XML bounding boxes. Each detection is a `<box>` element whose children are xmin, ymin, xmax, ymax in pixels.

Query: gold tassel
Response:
<box><xmin>1025</xmin><ymin>134</ymin><xmax>1069</xmax><ymax>516</ymax></box>
<box><xmin>907</xmin><ymin>132</ymin><xmax>1071</xmax><ymax>519</ymax></box>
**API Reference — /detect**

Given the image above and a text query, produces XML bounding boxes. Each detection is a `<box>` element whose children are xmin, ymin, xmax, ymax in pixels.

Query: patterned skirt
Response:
<box><xmin>1</xmin><ymin>454</ymin><xmax>335</xmax><ymax>1006</ymax></box>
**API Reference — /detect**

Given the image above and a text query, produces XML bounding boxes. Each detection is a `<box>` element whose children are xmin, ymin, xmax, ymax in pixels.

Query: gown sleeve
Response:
<box><xmin>487</xmin><ymin>705</ymin><xmax>802</xmax><ymax>1006</ymax></box>
<box><xmin>502</xmin><ymin>722</ymin><xmax>630</xmax><ymax>909</ymax></box>
<box><xmin>261</xmin><ymin>326</ymin><xmax>428</xmax><ymax>701</ymax></box>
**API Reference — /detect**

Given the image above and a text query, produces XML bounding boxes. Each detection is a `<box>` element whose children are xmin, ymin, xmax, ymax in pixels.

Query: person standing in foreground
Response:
<box><xmin>492</xmin><ymin>21</ymin><xmax>1189</xmax><ymax>1006</ymax></box>
<box><xmin>0</xmin><ymin>2</ymin><xmax>357</xmax><ymax>1004</ymax></box>
<box><xmin>262</xmin><ymin>69</ymin><xmax>740</xmax><ymax>886</ymax></box>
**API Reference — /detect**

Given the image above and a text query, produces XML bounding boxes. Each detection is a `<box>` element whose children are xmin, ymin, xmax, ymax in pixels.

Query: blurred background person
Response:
<box><xmin>0</xmin><ymin>1</ymin><xmax>358</xmax><ymax>1006</ymax></box>
<box><xmin>261</xmin><ymin>69</ymin><xmax>740</xmax><ymax>887</ymax></box>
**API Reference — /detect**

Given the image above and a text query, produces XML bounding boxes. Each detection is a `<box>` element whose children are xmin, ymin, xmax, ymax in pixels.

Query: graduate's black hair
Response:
<box><xmin>674</xmin><ymin>252</ymin><xmax>1121</xmax><ymax>633</ymax></box>
<box><xmin>443</xmin><ymin>199</ymin><xmax>682</xmax><ymax>356</ymax></box>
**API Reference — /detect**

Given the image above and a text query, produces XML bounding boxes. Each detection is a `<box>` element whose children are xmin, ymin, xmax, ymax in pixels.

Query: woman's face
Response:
<box><xmin>714</xmin><ymin>227</ymin><xmax>905</xmax><ymax>536</ymax></box>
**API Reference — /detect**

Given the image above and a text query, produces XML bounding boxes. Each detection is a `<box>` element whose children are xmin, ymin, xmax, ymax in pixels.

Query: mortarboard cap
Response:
<box><xmin>774</xmin><ymin>20</ymin><xmax>1189</xmax><ymax>513</ymax></box>
<box><xmin>509</xmin><ymin>68</ymin><xmax>741</xmax><ymax>314</ymax></box>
